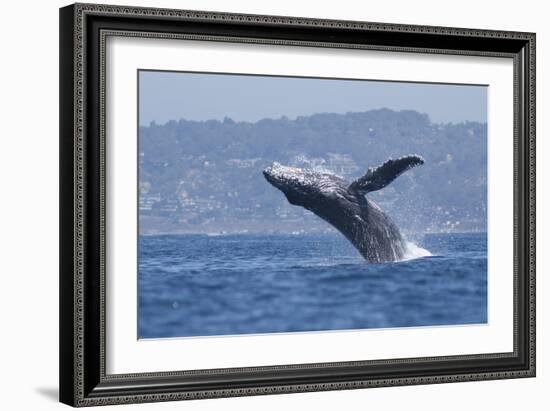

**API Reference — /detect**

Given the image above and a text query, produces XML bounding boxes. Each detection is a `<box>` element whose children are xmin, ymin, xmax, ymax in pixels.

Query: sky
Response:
<box><xmin>138</xmin><ymin>70</ymin><xmax>487</xmax><ymax>126</ymax></box>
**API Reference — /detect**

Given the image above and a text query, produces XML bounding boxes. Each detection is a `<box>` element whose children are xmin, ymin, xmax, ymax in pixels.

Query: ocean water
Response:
<box><xmin>138</xmin><ymin>233</ymin><xmax>487</xmax><ymax>339</ymax></box>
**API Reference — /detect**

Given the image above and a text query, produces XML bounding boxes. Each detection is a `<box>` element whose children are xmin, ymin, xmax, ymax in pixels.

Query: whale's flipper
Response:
<box><xmin>349</xmin><ymin>155</ymin><xmax>424</xmax><ymax>195</ymax></box>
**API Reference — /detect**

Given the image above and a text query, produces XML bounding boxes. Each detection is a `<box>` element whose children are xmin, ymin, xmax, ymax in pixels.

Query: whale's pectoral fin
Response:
<box><xmin>348</xmin><ymin>154</ymin><xmax>424</xmax><ymax>195</ymax></box>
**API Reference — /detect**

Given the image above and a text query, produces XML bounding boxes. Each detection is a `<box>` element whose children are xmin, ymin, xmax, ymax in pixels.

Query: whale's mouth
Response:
<box><xmin>263</xmin><ymin>162</ymin><xmax>294</xmax><ymax>189</ymax></box>
<box><xmin>263</xmin><ymin>163</ymin><xmax>306</xmax><ymax>206</ymax></box>
<box><xmin>262</xmin><ymin>166</ymin><xmax>276</xmax><ymax>182</ymax></box>
<box><xmin>262</xmin><ymin>167</ymin><xmax>280</xmax><ymax>188</ymax></box>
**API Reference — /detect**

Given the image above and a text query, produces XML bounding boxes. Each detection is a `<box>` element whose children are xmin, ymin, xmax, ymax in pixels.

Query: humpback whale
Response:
<box><xmin>263</xmin><ymin>155</ymin><xmax>424</xmax><ymax>263</ymax></box>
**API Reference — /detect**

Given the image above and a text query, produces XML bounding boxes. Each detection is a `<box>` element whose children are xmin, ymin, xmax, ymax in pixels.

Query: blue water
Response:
<box><xmin>138</xmin><ymin>233</ymin><xmax>487</xmax><ymax>339</ymax></box>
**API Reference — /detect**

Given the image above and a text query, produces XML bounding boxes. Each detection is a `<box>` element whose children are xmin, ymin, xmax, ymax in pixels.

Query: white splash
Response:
<box><xmin>401</xmin><ymin>241</ymin><xmax>432</xmax><ymax>261</ymax></box>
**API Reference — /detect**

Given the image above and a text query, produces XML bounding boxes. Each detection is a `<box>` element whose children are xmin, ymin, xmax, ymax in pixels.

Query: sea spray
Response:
<box><xmin>401</xmin><ymin>241</ymin><xmax>432</xmax><ymax>261</ymax></box>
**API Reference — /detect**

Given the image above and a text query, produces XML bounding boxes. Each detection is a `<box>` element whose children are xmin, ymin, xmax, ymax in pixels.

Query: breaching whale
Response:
<box><xmin>263</xmin><ymin>154</ymin><xmax>424</xmax><ymax>263</ymax></box>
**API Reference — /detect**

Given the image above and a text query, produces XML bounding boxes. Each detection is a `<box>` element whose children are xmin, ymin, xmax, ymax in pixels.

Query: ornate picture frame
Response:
<box><xmin>59</xmin><ymin>3</ymin><xmax>535</xmax><ymax>407</ymax></box>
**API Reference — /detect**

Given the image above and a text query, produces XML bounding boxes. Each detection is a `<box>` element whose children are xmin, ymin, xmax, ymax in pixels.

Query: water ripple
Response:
<box><xmin>139</xmin><ymin>233</ymin><xmax>487</xmax><ymax>338</ymax></box>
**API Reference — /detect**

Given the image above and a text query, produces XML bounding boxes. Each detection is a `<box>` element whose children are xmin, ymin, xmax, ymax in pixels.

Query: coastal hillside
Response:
<box><xmin>139</xmin><ymin>109</ymin><xmax>487</xmax><ymax>235</ymax></box>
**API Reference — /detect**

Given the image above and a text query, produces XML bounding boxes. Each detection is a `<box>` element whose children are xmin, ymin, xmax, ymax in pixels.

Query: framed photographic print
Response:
<box><xmin>59</xmin><ymin>3</ymin><xmax>536</xmax><ymax>407</ymax></box>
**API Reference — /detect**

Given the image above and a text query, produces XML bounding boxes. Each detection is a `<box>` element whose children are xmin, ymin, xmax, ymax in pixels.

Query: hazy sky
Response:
<box><xmin>139</xmin><ymin>70</ymin><xmax>487</xmax><ymax>126</ymax></box>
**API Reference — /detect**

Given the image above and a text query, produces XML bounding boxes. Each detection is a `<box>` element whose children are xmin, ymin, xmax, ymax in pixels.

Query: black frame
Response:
<box><xmin>60</xmin><ymin>3</ymin><xmax>536</xmax><ymax>407</ymax></box>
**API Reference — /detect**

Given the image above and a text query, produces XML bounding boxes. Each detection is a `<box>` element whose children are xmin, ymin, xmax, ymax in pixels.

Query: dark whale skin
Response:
<box><xmin>263</xmin><ymin>155</ymin><xmax>423</xmax><ymax>263</ymax></box>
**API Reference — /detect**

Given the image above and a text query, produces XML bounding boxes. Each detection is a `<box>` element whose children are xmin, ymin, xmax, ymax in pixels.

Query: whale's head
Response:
<box><xmin>263</xmin><ymin>162</ymin><xmax>349</xmax><ymax>208</ymax></box>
